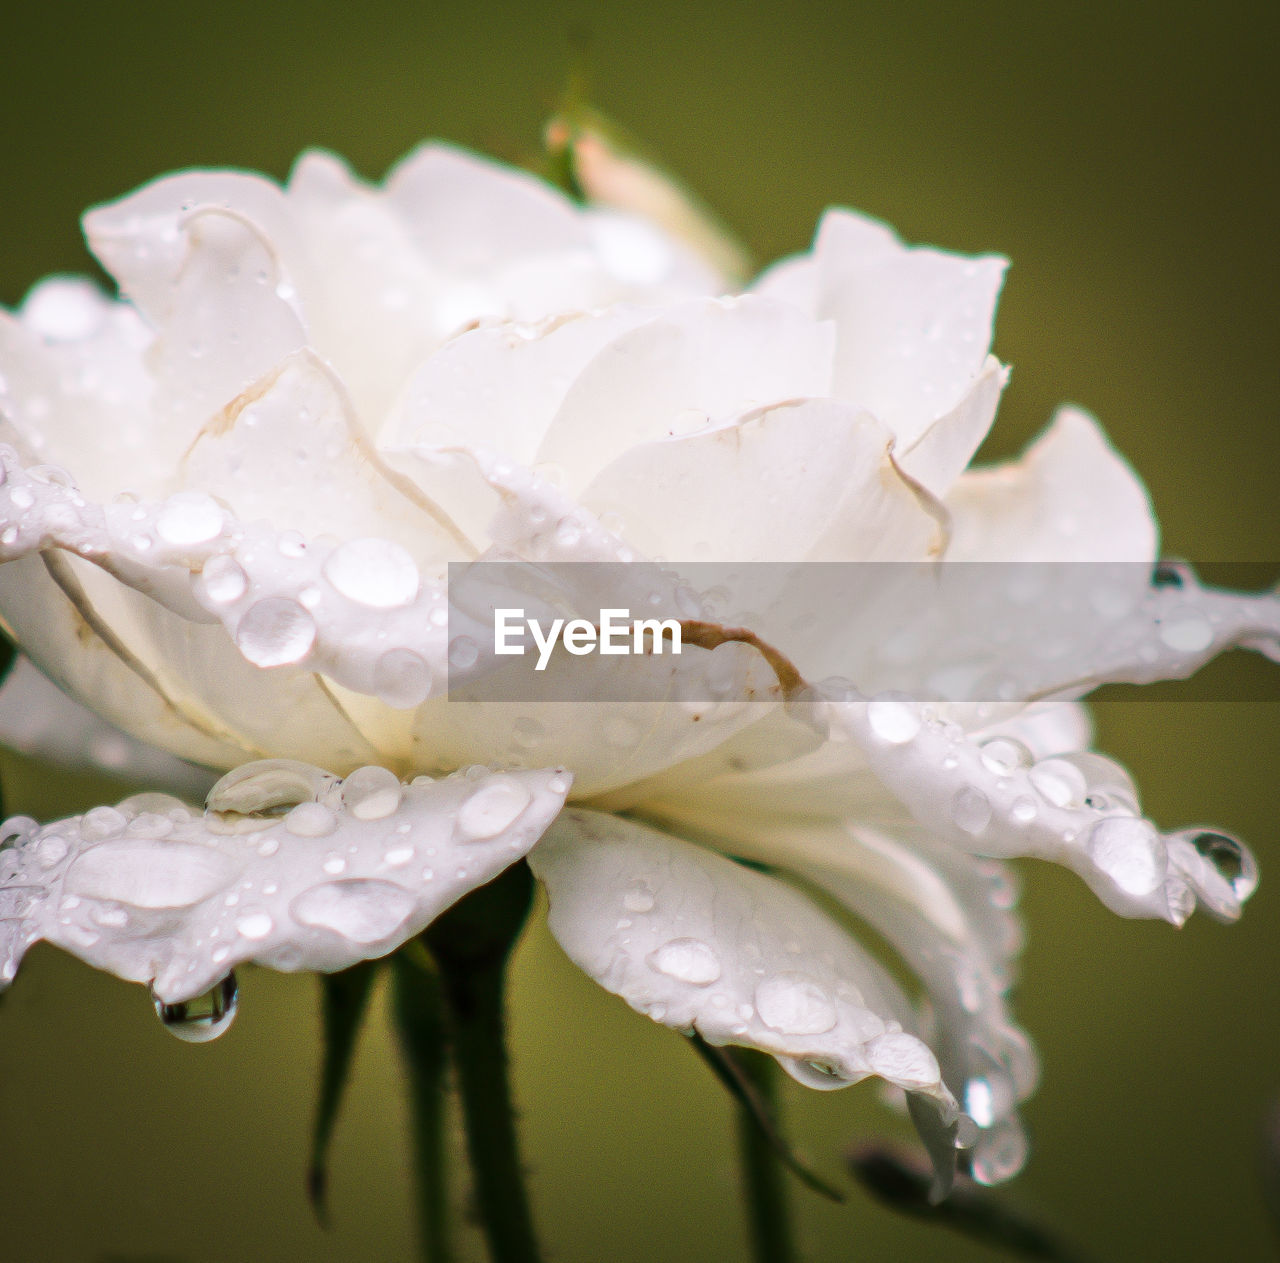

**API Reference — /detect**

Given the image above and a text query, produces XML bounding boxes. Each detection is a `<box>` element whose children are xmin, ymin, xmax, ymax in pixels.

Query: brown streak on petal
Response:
<box><xmin>675</xmin><ymin>619</ymin><xmax>806</xmax><ymax>699</ymax></box>
<box><xmin>888</xmin><ymin>443</ymin><xmax>951</xmax><ymax>559</ymax></box>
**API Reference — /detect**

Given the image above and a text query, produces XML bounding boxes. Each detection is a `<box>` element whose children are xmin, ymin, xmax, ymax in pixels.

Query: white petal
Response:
<box><xmin>379</xmin><ymin>306</ymin><xmax>655</xmax><ymax>464</ymax></box>
<box><xmin>896</xmin><ymin>357</ymin><xmax>1008</xmax><ymax>496</ymax></box>
<box><xmin>83</xmin><ymin>170</ymin><xmax>295</xmax><ymax>322</ymax></box>
<box><xmin>946</xmin><ymin>407</ymin><xmax>1157</xmax><ymax>562</ymax></box>
<box><xmin>177</xmin><ymin>350</ymin><xmax>464</xmax><ymax>559</ymax></box>
<box><xmin>536</xmin><ymin>295</ymin><xmax>836</xmax><ymax>494</ymax></box>
<box><xmin>579</xmin><ymin>398</ymin><xmax>938</xmax><ymax>563</ymax></box>
<box><xmin>0</xmin><ymin>655</ymin><xmax>216</xmax><ymax>796</ymax></box>
<box><xmin>530</xmin><ymin>808</ymin><xmax>956</xmax><ymax>1113</ymax></box>
<box><xmin>386</xmin><ymin>143</ymin><xmax>588</xmax><ymax>268</ymax></box>
<box><xmin>804</xmin><ymin>209</ymin><xmax>1006</xmax><ymax>448</ymax></box>
<box><xmin>0</xmin><ymin>762</ymin><xmax>570</xmax><ymax>1000</ymax></box>
<box><xmin>803</xmin><ymin>686</ymin><xmax>1259</xmax><ymax>925</ymax></box>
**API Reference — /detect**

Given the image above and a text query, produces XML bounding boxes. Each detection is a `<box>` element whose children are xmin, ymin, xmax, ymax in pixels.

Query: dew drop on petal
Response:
<box><xmin>754</xmin><ymin>973</ymin><xmax>837</xmax><ymax>1034</ymax></box>
<box><xmin>154</xmin><ymin>973</ymin><xmax>239</xmax><ymax>1043</ymax></box>
<box><xmin>81</xmin><ymin>805</ymin><xmax>127</xmax><ymax>841</ymax></box>
<box><xmin>323</xmin><ymin>538</ymin><xmax>420</xmax><ymax>609</ymax></box>
<box><xmin>969</xmin><ymin>1118</ymin><xmax>1029</xmax><ymax>1185</ymax></box>
<box><xmin>1010</xmin><ymin>796</ymin><xmax>1038</xmax><ymax>824</ymax></box>
<box><xmin>622</xmin><ymin>881</ymin><xmax>655</xmax><ymax>914</ymax></box>
<box><xmin>200</xmin><ymin>554</ymin><xmax>248</xmax><ymax>605</ymax></box>
<box><xmin>455</xmin><ymin>777</ymin><xmax>530</xmax><ymax>840</ymax></box>
<box><xmin>448</xmin><ymin>636</ymin><xmax>478</xmax><ymax>669</ymax></box>
<box><xmin>291</xmin><ymin>879</ymin><xmax>415</xmax><ymax>944</ymax></box>
<box><xmin>236</xmin><ymin>598</ymin><xmax>316</xmax><ymax>667</ymax></box>
<box><xmin>65</xmin><ymin>841</ymin><xmax>234</xmax><ymax>909</ymax></box>
<box><xmin>155</xmin><ymin>492</ymin><xmax>224</xmax><ymax>546</ymax></box>
<box><xmin>373</xmin><ymin>648</ymin><xmax>432</xmax><ymax>708</ymax></box>
<box><xmin>235</xmin><ymin>911</ymin><xmax>274</xmax><ymax>940</ymax></box>
<box><xmin>1088</xmin><ymin>817</ymin><xmax>1167</xmax><ymax>896</ymax></box>
<box><xmin>867</xmin><ymin>697</ymin><xmax>921</xmax><ymax>745</ymax></box>
<box><xmin>284</xmin><ymin>802</ymin><xmax>337</xmax><ymax>837</ymax></box>
<box><xmin>1188</xmin><ymin>829</ymin><xmax>1258</xmax><ymax>900</ymax></box>
<box><xmin>648</xmin><ymin>937</ymin><xmax>721</xmax><ymax>986</ymax></box>
<box><xmin>951</xmin><ymin>787</ymin><xmax>992</xmax><ymax>836</ymax></box>
<box><xmin>1158</xmin><ymin>608</ymin><xmax>1214</xmax><ymax>653</ymax></box>
<box><xmin>1028</xmin><ymin>757</ymin><xmax>1089</xmax><ymax>809</ymax></box>
<box><xmin>342</xmin><ymin>765</ymin><xmax>403</xmax><ymax>821</ymax></box>
<box><xmin>978</xmin><ymin>737</ymin><xmax>1032</xmax><ymax>776</ymax></box>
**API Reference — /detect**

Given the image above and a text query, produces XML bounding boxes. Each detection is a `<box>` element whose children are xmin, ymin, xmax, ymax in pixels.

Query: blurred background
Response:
<box><xmin>1</xmin><ymin>1</ymin><xmax>1278</xmax><ymax>1260</ymax></box>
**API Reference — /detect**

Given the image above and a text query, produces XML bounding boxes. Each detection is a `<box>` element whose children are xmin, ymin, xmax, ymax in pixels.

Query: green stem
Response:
<box><xmin>391</xmin><ymin>948</ymin><xmax>454</xmax><ymax>1263</ymax></box>
<box><xmin>736</xmin><ymin>1048</ymin><xmax>798</xmax><ymax>1263</ymax></box>
<box><xmin>425</xmin><ymin>862</ymin><xmax>541</xmax><ymax>1263</ymax></box>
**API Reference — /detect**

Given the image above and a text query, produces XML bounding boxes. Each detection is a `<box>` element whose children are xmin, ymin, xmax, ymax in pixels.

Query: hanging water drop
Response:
<box><xmin>153</xmin><ymin>973</ymin><xmax>239</xmax><ymax>1043</ymax></box>
<box><xmin>978</xmin><ymin>736</ymin><xmax>1032</xmax><ymax>776</ymax></box>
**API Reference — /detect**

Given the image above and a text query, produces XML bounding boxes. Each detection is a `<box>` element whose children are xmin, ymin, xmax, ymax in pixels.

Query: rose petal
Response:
<box><xmin>0</xmin><ymin>762</ymin><xmax>570</xmax><ymax>1001</ymax></box>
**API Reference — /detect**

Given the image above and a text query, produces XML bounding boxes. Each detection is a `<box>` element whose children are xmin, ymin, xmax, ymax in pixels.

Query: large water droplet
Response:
<box><xmin>156</xmin><ymin>492</ymin><xmax>224</xmax><ymax>546</ymax></box>
<box><xmin>154</xmin><ymin>973</ymin><xmax>239</xmax><ymax>1043</ymax></box>
<box><xmin>199</xmin><ymin>554</ymin><xmax>248</xmax><ymax>605</ymax></box>
<box><xmin>342</xmin><ymin>766</ymin><xmax>403</xmax><ymax>821</ymax></box>
<box><xmin>1158</xmin><ymin>608</ymin><xmax>1214</xmax><ymax>653</ymax></box>
<box><xmin>284</xmin><ymin>802</ymin><xmax>337</xmax><ymax>837</ymax></box>
<box><xmin>754</xmin><ymin>972</ymin><xmax>837</xmax><ymax>1034</ymax></box>
<box><xmin>1028</xmin><ymin>757</ymin><xmax>1089</xmax><ymax>808</ymax></box>
<box><xmin>235</xmin><ymin>911</ymin><xmax>274</xmax><ymax>940</ymax></box>
<box><xmin>456</xmin><ymin>777</ymin><xmax>530</xmax><ymax>840</ymax></box>
<box><xmin>622</xmin><ymin>881</ymin><xmax>655</xmax><ymax>914</ymax></box>
<box><xmin>1188</xmin><ymin>829</ymin><xmax>1258</xmax><ymax>900</ymax></box>
<box><xmin>81</xmin><ymin>805</ymin><xmax>127</xmax><ymax>841</ymax></box>
<box><xmin>969</xmin><ymin>1117</ymin><xmax>1028</xmax><ymax>1185</ymax></box>
<box><xmin>65</xmin><ymin>841</ymin><xmax>234</xmax><ymax>909</ymax></box>
<box><xmin>208</xmin><ymin>759</ymin><xmax>335</xmax><ymax>815</ymax></box>
<box><xmin>236</xmin><ymin>598</ymin><xmax>316</xmax><ymax>667</ymax></box>
<box><xmin>648</xmin><ymin>937</ymin><xmax>721</xmax><ymax>985</ymax></box>
<box><xmin>978</xmin><ymin>736</ymin><xmax>1032</xmax><ymax>776</ymax></box>
<box><xmin>1088</xmin><ymin>817</ymin><xmax>1166</xmax><ymax>896</ymax></box>
<box><xmin>323</xmin><ymin>538</ymin><xmax>420</xmax><ymax>609</ymax></box>
<box><xmin>291</xmin><ymin>879</ymin><xmax>415</xmax><ymax>944</ymax></box>
<box><xmin>951</xmin><ymin>786</ymin><xmax>992</xmax><ymax>836</ymax></box>
<box><xmin>867</xmin><ymin>697</ymin><xmax>921</xmax><ymax>745</ymax></box>
<box><xmin>373</xmin><ymin>648</ymin><xmax>432</xmax><ymax>708</ymax></box>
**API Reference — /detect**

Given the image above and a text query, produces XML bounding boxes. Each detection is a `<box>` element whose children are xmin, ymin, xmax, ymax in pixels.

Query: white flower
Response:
<box><xmin>1</xmin><ymin>139</ymin><xmax>1276</xmax><ymax>1190</ymax></box>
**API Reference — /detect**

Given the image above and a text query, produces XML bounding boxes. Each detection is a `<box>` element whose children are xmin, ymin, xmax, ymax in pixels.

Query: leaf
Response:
<box><xmin>307</xmin><ymin>959</ymin><xmax>381</xmax><ymax>1224</ymax></box>
<box><xmin>847</xmin><ymin>1145</ymin><xmax>1097</xmax><ymax>1263</ymax></box>
<box><xmin>686</xmin><ymin>1032</ymin><xmax>844</xmax><ymax>1203</ymax></box>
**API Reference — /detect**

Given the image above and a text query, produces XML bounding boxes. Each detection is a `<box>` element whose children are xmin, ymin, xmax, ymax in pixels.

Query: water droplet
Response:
<box><xmin>648</xmin><ymin>937</ymin><xmax>721</xmax><ymax>985</ymax></box>
<box><xmin>448</xmin><ymin>636</ymin><xmax>478</xmax><ymax>669</ymax></box>
<box><xmin>1188</xmin><ymin>829</ymin><xmax>1258</xmax><ymax>899</ymax></box>
<box><xmin>235</xmin><ymin>911</ymin><xmax>274</xmax><ymax>940</ymax></box>
<box><xmin>373</xmin><ymin>648</ymin><xmax>432</xmax><ymax>707</ymax></box>
<box><xmin>156</xmin><ymin>492</ymin><xmax>224</xmax><ymax>546</ymax></box>
<box><xmin>978</xmin><ymin>737</ymin><xmax>1032</xmax><ymax>775</ymax></box>
<box><xmin>964</xmin><ymin>1077</ymin><xmax>996</xmax><ymax>1127</ymax></box>
<box><xmin>66</xmin><ymin>841</ymin><xmax>234</xmax><ymax>909</ymax></box>
<box><xmin>384</xmin><ymin>845</ymin><xmax>415</xmax><ymax>867</ymax></box>
<box><xmin>1088</xmin><ymin>817</ymin><xmax>1166</xmax><ymax>896</ymax></box>
<box><xmin>322</xmin><ymin>856</ymin><xmax>347</xmax><ymax>875</ymax></box>
<box><xmin>1010</xmin><ymin>796</ymin><xmax>1038</xmax><ymax>824</ymax></box>
<box><xmin>236</xmin><ymin>598</ymin><xmax>316</xmax><ymax>667</ymax></box>
<box><xmin>81</xmin><ymin>805</ymin><xmax>127</xmax><ymax>841</ymax></box>
<box><xmin>456</xmin><ymin>777</ymin><xmax>530</xmax><ymax>840</ymax></box>
<box><xmin>754</xmin><ymin>973</ymin><xmax>837</xmax><ymax>1034</ymax></box>
<box><xmin>323</xmin><ymin>538</ymin><xmax>420</xmax><ymax>609</ymax></box>
<box><xmin>154</xmin><ymin>973</ymin><xmax>239</xmax><ymax>1043</ymax></box>
<box><xmin>1152</xmin><ymin>560</ymin><xmax>1193</xmax><ymax>589</ymax></box>
<box><xmin>291</xmin><ymin>879</ymin><xmax>415</xmax><ymax>944</ymax></box>
<box><xmin>867</xmin><ymin>697</ymin><xmax>921</xmax><ymax>745</ymax></box>
<box><xmin>1028</xmin><ymin>757</ymin><xmax>1088</xmax><ymax>808</ymax></box>
<box><xmin>1158</xmin><ymin>608</ymin><xmax>1214</xmax><ymax>653</ymax></box>
<box><xmin>969</xmin><ymin>1118</ymin><xmax>1028</xmax><ymax>1185</ymax></box>
<box><xmin>622</xmin><ymin>882</ymin><xmax>655</xmax><ymax>914</ymax></box>
<box><xmin>951</xmin><ymin>786</ymin><xmax>992</xmax><ymax>835</ymax></box>
<box><xmin>284</xmin><ymin>802</ymin><xmax>337</xmax><ymax>837</ymax></box>
<box><xmin>199</xmin><ymin>554</ymin><xmax>248</xmax><ymax>604</ymax></box>
<box><xmin>342</xmin><ymin>766</ymin><xmax>403</xmax><ymax>821</ymax></box>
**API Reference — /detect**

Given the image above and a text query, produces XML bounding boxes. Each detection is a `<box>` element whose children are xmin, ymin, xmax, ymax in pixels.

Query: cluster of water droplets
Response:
<box><xmin>827</xmin><ymin>688</ymin><xmax>1258</xmax><ymax>925</ymax></box>
<box><xmin>0</xmin><ymin>758</ymin><xmax>571</xmax><ymax>1039</ymax></box>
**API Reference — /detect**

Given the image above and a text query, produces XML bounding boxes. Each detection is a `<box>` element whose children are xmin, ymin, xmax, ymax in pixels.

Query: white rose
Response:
<box><xmin>1</xmin><ymin>138</ymin><xmax>1275</xmax><ymax>1190</ymax></box>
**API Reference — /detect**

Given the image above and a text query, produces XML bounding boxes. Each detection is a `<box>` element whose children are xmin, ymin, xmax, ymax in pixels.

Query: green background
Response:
<box><xmin>1</xmin><ymin>2</ymin><xmax>1278</xmax><ymax>1260</ymax></box>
